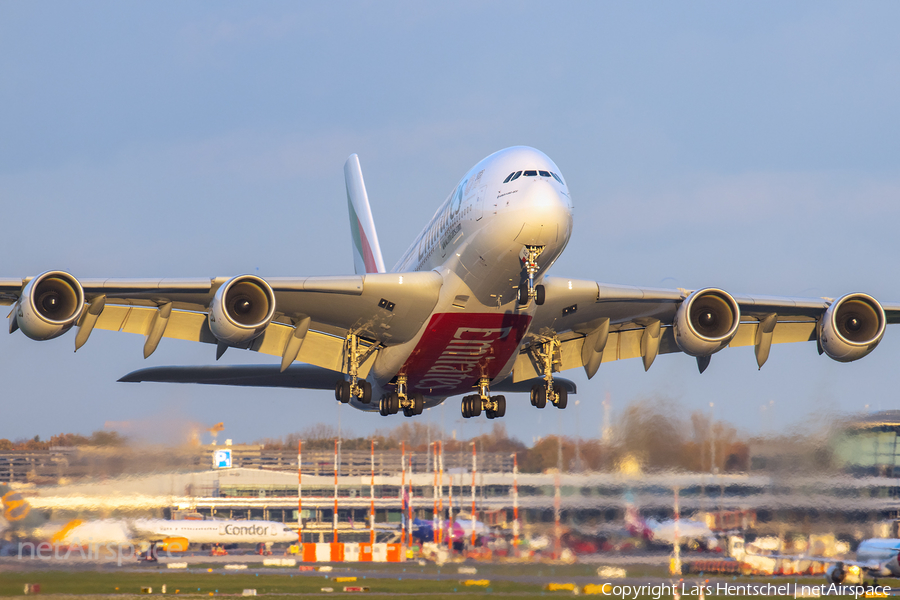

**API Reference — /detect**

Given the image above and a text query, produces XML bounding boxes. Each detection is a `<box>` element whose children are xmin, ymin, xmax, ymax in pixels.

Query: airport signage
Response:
<box><xmin>213</xmin><ymin>449</ymin><xmax>232</xmax><ymax>469</ymax></box>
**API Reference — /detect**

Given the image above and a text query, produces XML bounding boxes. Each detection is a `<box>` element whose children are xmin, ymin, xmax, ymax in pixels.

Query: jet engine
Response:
<box><xmin>159</xmin><ymin>537</ymin><xmax>189</xmax><ymax>552</ymax></box>
<box><xmin>673</xmin><ymin>288</ymin><xmax>741</xmax><ymax>357</ymax></box>
<box><xmin>15</xmin><ymin>271</ymin><xmax>85</xmax><ymax>340</ymax></box>
<box><xmin>825</xmin><ymin>562</ymin><xmax>846</xmax><ymax>584</ymax></box>
<box><xmin>208</xmin><ymin>275</ymin><xmax>276</xmax><ymax>345</ymax></box>
<box><xmin>818</xmin><ymin>293</ymin><xmax>885</xmax><ymax>362</ymax></box>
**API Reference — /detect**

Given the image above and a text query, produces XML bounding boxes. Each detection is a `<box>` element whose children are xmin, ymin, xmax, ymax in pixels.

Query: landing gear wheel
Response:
<box><xmin>403</xmin><ymin>406</ymin><xmax>413</xmax><ymax>417</ymax></box>
<box><xmin>530</xmin><ymin>385</ymin><xmax>539</xmax><ymax>406</ymax></box>
<box><xmin>413</xmin><ymin>393</ymin><xmax>424</xmax><ymax>415</ymax></box>
<box><xmin>535</xmin><ymin>284</ymin><xmax>545</xmax><ymax>306</ymax></box>
<box><xmin>335</xmin><ymin>381</ymin><xmax>343</xmax><ymax>401</ymax></box>
<box><xmin>517</xmin><ymin>287</ymin><xmax>529</xmax><ymax>306</ymax></box>
<box><xmin>553</xmin><ymin>384</ymin><xmax>567</xmax><ymax>409</ymax></box>
<box><xmin>486</xmin><ymin>408</ymin><xmax>496</xmax><ymax>419</ymax></box>
<box><xmin>533</xmin><ymin>385</ymin><xmax>547</xmax><ymax>409</ymax></box>
<box><xmin>494</xmin><ymin>395</ymin><xmax>506</xmax><ymax>417</ymax></box>
<box><xmin>360</xmin><ymin>380</ymin><xmax>372</xmax><ymax>404</ymax></box>
<box><xmin>470</xmin><ymin>396</ymin><xmax>482</xmax><ymax>417</ymax></box>
<box><xmin>388</xmin><ymin>392</ymin><xmax>400</xmax><ymax>414</ymax></box>
<box><xmin>338</xmin><ymin>381</ymin><xmax>351</xmax><ymax>404</ymax></box>
<box><xmin>461</xmin><ymin>395</ymin><xmax>472</xmax><ymax>418</ymax></box>
<box><xmin>379</xmin><ymin>397</ymin><xmax>388</xmax><ymax>416</ymax></box>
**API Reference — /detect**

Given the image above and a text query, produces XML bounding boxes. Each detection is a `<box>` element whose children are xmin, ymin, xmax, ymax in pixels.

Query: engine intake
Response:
<box><xmin>825</xmin><ymin>562</ymin><xmax>846</xmax><ymax>584</ymax></box>
<box><xmin>208</xmin><ymin>275</ymin><xmax>276</xmax><ymax>346</ymax></box>
<box><xmin>818</xmin><ymin>293</ymin><xmax>885</xmax><ymax>362</ymax></box>
<box><xmin>16</xmin><ymin>271</ymin><xmax>85</xmax><ymax>340</ymax></box>
<box><xmin>674</xmin><ymin>288</ymin><xmax>741</xmax><ymax>357</ymax></box>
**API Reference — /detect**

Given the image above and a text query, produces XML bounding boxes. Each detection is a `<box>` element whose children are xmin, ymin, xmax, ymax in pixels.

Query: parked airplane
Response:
<box><xmin>1</xmin><ymin>483</ymin><xmax>295</xmax><ymax>554</ymax></box>
<box><xmin>747</xmin><ymin>537</ymin><xmax>900</xmax><ymax>584</ymax></box>
<box><xmin>624</xmin><ymin>499</ymin><xmax>717</xmax><ymax>549</ymax></box>
<box><xmin>2</xmin><ymin>147</ymin><xmax>898</xmax><ymax>419</ymax></box>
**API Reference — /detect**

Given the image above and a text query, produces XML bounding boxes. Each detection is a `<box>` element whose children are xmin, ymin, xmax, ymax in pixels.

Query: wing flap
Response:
<box><xmin>93</xmin><ymin>306</ymin><xmax>374</xmax><ymax>377</ymax></box>
<box><xmin>513</xmin><ymin>320</ymin><xmax>818</xmax><ymax>381</ymax></box>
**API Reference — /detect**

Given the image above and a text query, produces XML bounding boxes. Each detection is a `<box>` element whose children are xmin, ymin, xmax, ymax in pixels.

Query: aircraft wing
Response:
<box><xmin>0</xmin><ymin>272</ymin><xmax>443</xmax><ymax>376</ymax></box>
<box><xmin>513</xmin><ymin>276</ymin><xmax>900</xmax><ymax>381</ymax></box>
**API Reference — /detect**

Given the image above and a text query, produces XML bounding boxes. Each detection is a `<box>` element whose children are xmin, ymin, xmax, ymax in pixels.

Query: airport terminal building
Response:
<box><xmin>8</xmin><ymin>413</ymin><xmax>900</xmax><ymax>545</ymax></box>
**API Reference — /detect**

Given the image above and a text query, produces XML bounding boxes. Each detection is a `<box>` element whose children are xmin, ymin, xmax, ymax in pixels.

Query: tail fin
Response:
<box><xmin>623</xmin><ymin>493</ymin><xmax>653</xmax><ymax>541</ymax></box>
<box><xmin>344</xmin><ymin>154</ymin><xmax>386</xmax><ymax>274</ymax></box>
<box><xmin>1</xmin><ymin>483</ymin><xmax>46</xmax><ymax>530</ymax></box>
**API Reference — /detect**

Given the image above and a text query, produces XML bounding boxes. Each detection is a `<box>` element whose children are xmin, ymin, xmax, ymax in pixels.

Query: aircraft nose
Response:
<box><xmin>512</xmin><ymin>179</ymin><xmax>573</xmax><ymax>246</ymax></box>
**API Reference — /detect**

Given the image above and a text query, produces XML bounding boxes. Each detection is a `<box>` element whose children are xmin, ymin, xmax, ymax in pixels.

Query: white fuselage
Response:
<box><xmin>856</xmin><ymin>538</ymin><xmax>900</xmax><ymax>577</ymax></box>
<box><xmin>56</xmin><ymin>518</ymin><xmax>297</xmax><ymax>546</ymax></box>
<box><xmin>364</xmin><ymin>147</ymin><xmax>574</xmax><ymax>408</ymax></box>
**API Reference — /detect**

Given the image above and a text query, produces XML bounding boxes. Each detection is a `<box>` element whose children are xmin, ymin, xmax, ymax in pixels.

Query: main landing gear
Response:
<box><xmin>379</xmin><ymin>375</ymin><xmax>425</xmax><ymax>417</ymax></box>
<box><xmin>517</xmin><ymin>245</ymin><xmax>546</xmax><ymax>306</ymax></box>
<box><xmin>529</xmin><ymin>337</ymin><xmax>568</xmax><ymax>410</ymax></box>
<box><xmin>334</xmin><ymin>332</ymin><xmax>375</xmax><ymax>405</ymax></box>
<box><xmin>461</xmin><ymin>377</ymin><xmax>507</xmax><ymax>419</ymax></box>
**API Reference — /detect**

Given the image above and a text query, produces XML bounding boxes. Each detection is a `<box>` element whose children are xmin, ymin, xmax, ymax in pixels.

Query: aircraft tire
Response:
<box><xmin>335</xmin><ymin>381</ymin><xmax>343</xmax><ymax>401</ymax></box>
<box><xmin>535</xmin><ymin>284</ymin><xmax>545</xmax><ymax>305</ymax></box>
<box><xmin>390</xmin><ymin>392</ymin><xmax>401</xmax><ymax>414</ymax></box>
<box><xmin>470</xmin><ymin>397</ymin><xmax>482</xmax><ymax>417</ymax></box>
<box><xmin>486</xmin><ymin>409</ymin><xmax>495</xmax><ymax>419</ymax></box>
<box><xmin>414</xmin><ymin>393</ymin><xmax>424</xmax><ymax>415</ymax></box>
<box><xmin>533</xmin><ymin>386</ymin><xmax>547</xmax><ymax>408</ymax></box>
<box><xmin>461</xmin><ymin>395</ymin><xmax>470</xmax><ymax>418</ymax></box>
<box><xmin>360</xmin><ymin>381</ymin><xmax>372</xmax><ymax>404</ymax></box>
<box><xmin>517</xmin><ymin>287</ymin><xmax>529</xmax><ymax>306</ymax></box>
<box><xmin>554</xmin><ymin>384</ymin><xmax>567</xmax><ymax>409</ymax></box>
<box><xmin>339</xmin><ymin>381</ymin><xmax>351</xmax><ymax>403</ymax></box>
<box><xmin>494</xmin><ymin>395</ymin><xmax>506</xmax><ymax>417</ymax></box>
<box><xmin>530</xmin><ymin>385</ymin><xmax>539</xmax><ymax>406</ymax></box>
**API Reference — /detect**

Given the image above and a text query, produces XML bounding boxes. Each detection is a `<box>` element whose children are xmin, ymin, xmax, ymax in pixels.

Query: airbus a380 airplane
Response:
<box><xmin>2</xmin><ymin>147</ymin><xmax>899</xmax><ymax>419</ymax></box>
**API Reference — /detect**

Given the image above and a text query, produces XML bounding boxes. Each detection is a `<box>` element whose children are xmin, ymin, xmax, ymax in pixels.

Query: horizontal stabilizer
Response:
<box><xmin>119</xmin><ymin>364</ymin><xmax>343</xmax><ymax>390</ymax></box>
<box><xmin>492</xmin><ymin>376</ymin><xmax>576</xmax><ymax>394</ymax></box>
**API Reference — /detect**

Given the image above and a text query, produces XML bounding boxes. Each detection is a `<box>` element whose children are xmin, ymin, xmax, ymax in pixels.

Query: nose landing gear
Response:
<box><xmin>517</xmin><ymin>245</ymin><xmax>546</xmax><ymax>306</ymax></box>
<box><xmin>461</xmin><ymin>377</ymin><xmax>507</xmax><ymax>419</ymax></box>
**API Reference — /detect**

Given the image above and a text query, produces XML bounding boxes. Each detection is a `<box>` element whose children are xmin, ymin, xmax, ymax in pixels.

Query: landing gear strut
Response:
<box><xmin>461</xmin><ymin>377</ymin><xmax>507</xmax><ymax>419</ymax></box>
<box><xmin>379</xmin><ymin>375</ymin><xmax>424</xmax><ymax>417</ymax></box>
<box><xmin>517</xmin><ymin>245</ymin><xmax>546</xmax><ymax>306</ymax></box>
<box><xmin>529</xmin><ymin>337</ymin><xmax>567</xmax><ymax>409</ymax></box>
<box><xmin>334</xmin><ymin>332</ymin><xmax>375</xmax><ymax>404</ymax></box>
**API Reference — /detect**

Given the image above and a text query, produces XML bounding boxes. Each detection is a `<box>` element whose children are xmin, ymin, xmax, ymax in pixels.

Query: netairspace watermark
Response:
<box><xmin>595</xmin><ymin>582</ymin><xmax>890</xmax><ymax>599</ymax></box>
<box><xmin>16</xmin><ymin>542</ymin><xmax>176</xmax><ymax>566</ymax></box>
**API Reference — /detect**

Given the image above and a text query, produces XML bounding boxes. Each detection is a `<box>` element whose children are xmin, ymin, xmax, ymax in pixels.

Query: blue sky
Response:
<box><xmin>1</xmin><ymin>2</ymin><xmax>899</xmax><ymax>445</ymax></box>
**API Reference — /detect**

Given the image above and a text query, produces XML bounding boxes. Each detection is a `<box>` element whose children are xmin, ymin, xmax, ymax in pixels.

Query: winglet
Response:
<box><xmin>344</xmin><ymin>154</ymin><xmax>386</xmax><ymax>274</ymax></box>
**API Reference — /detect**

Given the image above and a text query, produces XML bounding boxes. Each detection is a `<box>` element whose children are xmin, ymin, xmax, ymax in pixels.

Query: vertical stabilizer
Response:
<box><xmin>344</xmin><ymin>154</ymin><xmax>386</xmax><ymax>274</ymax></box>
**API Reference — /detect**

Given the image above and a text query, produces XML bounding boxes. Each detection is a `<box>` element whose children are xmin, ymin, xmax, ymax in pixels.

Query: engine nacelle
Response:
<box><xmin>208</xmin><ymin>275</ymin><xmax>276</xmax><ymax>346</ymax></box>
<box><xmin>16</xmin><ymin>271</ymin><xmax>85</xmax><ymax>340</ymax></box>
<box><xmin>818</xmin><ymin>293</ymin><xmax>885</xmax><ymax>363</ymax></box>
<box><xmin>159</xmin><ymin>537</ymin><xmax>189</xmax><ymax>552</ymax></box>
<box><xmin>673</xmin><ymin>288</ymin><xmax>741</xmax><ymax>357</ymax></box>
<box><xmin>825</xmin><ymin>562</ymin><xmax>846</xmax><ymax>584</ymax></box>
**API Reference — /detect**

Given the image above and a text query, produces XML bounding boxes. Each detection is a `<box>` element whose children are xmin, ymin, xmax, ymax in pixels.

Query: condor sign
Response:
<box><xmin>219</xmin><ymin>524</ymin><xmax>274</xmax><ymax>537</ymax></box>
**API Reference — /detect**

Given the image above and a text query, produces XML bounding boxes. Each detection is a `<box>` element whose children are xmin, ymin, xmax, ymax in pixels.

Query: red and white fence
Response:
<box><xmin>300</xmin><ymin>543</ymin><xmax>403</xmax><ymax>563</ymax></box>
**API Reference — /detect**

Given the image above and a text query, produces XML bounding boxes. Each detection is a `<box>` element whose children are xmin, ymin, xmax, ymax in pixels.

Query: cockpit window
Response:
<box><xmin>551</xmin><ymin>172</ymin><xmax>564</xmax><ymax>184</ymax></box>
<box><xmin>539</xmin><ymin>170</ymin><xmax>551</xmax><ymax>178</ymax></box>
<box><xmin>510</xmin><ymin>171</ymin><xmax>521</xmax><ymax>181</ymax></box>
<box><xmin>523</xmin><ymin>170</ymin><xmax>538</xmax><ymax>177</ymax></box>
<box><xmin>503</xmin><ymin>171</ymin><xmax>522</xmax><ymax>183</ymax></box>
